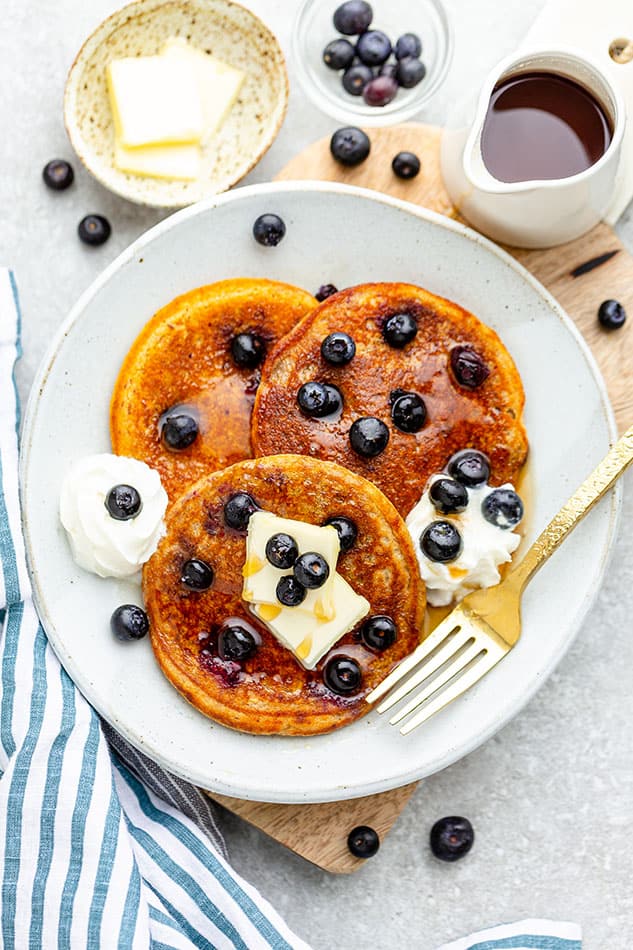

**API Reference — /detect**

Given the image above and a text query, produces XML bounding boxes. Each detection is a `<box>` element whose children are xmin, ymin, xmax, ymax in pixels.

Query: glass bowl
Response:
<box><xmin>292</xmin><ymin>0</ymin><xmax>453</xmax><ymax>126</ymax></box>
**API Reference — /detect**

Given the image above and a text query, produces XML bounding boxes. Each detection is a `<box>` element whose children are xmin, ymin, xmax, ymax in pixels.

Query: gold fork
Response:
<box><xmin>367</xmin><ymin>424</ymin><xmax>633</xmax><ymax>735</ymax></box>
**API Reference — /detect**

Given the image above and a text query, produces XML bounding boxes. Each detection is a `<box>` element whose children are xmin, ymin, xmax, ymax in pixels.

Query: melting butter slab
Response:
<box><xmin>113</xmin><ymin>140</ymin><xmax>201</xmax><ymax>181</ymax></box>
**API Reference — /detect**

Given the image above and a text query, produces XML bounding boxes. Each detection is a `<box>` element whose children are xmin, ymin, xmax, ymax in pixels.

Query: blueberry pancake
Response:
<box><xmin>251</xmin><ymin>282</ymin><xmax>528</xmax><ymax>516</ymax></box>
<box><xmin>143</xmin><ymin>454</ymin><xmax>425</xmax><ymax>735</ymax></box>
<box><xmin>110</xmin><ymin>279</ymin><xmax>317</xmax><ymax>503</ymax></box>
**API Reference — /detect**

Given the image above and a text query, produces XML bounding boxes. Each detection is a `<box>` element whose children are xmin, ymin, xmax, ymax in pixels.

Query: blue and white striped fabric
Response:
<box><xmin>0</xmin><ymin>268</ymin><xmax>310</xmax><ymax>950</ymax></box>
<box><xmin>437</xmin><ymin>918</ymin><xmax>582</xmax><ymax>949</ymax></box>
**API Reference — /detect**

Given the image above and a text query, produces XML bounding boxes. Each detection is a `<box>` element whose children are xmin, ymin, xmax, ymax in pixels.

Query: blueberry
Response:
<box><xmin>347</xmin><ymin>825</ymin><xmax>380</xmax><ymax>858</ymax></box>
<box><xmin>322</xmin><ymin>515</ymin><xmax>358</xmax><ymax>552</ymax></box>
<box><xmin>42</xmin><ymin>159</ymin><xmax>74</xmax><ymax>190</ymax></box>
<box><xmin>276</xmin><ymin>575</ymin><xmax>307</xmax><ymax>607</ymax></box>
<box><xmin>598</xmin><ymin>299</ymin><xmax>626</xmax><ymax>330</ymax></box>
<box><xmin>330</xmin><ymin>126</ymin><xmax>371</xmax><ymax>164</ymax></box>
<box><xmin>160</xmin><ymin>406</ymin><xmax>199</xmax><ymax>450</ymax></box>
<box><xmin>321</xmin><ymin>332</ymin><xmax>356</xmax><ymax>365</ymax></box>
<box><xmin>253</xmin><ymin>213</ymin><xmax>285</xmax><ymax>247</ymax></box>
<box><xmin>349</xmin><ymin>417</ymin><xmax>390</xmax><ymax>457</ymax></box>
<box><xmin>111</xmin><ymin>604</ymin><xmax>149</xmax><ymax>642</ymax></box>
<box><xmin>396</xmin><ymin>57</ymin><xmax>427</xmax><ymax>88</ymax></box>
<box><xmin>363</xmin><ymin>75</ymin><xmax>398</xmax><ymax>107</ymax></box>
<box><xmin>105</xmin><ymin>484</ymin><xmax>142</xmax><ymax>521</ymax></box>
<box><xmin>395</xmin><ymin>33</ymin><xmax>422</xmax><ymax>60</ymax></box>
<box><xmin>430</xmin><ymin>816</ymin><xmax>474</xmax><ymax>862</ymax></box>
<box><xmin>360</xmin><ymin>615</ymin><xmax>397</xmax><ymax>651</ymax></box>
<box><xmin>391</xmin><ymin>392</ymin><xmax>426</xmax><ymax>433</ymax></box>
<box><xmin>482</xmin><ymin>488</ymin><xmax>523</xmax><ymax>529</ymax></box>
<box><xmin>450</xmin><ymin>345</ymin><xmax>490</xmax><ymax>389</ymax></box>
<box><xmin>356</xmin><ymin>30</ymin><xmax>392</xmax><ymax>66</ymax></box>
<box><xmin>181</xmin><ymin>558</ymin><xmax>214</xmax><ymax>590</ymax></box>
<box><xmin>265</xmin><ymin>532</ymin><xmax>298</xmax><ymax>569</ymax></box>
<box><xmin>78</xmin><ymin>214</ymin><xmax>111</xmax><ymax>246</ymax></box>
<box><xmin>420</xmin><ymin>521</ymin><xmax>463</xmax><ymax>563</ymax></box>
<box><xmin>382</xmin><ymin>312</ymin><xmax>418</xmax><ymax>348</ymax></box>
<box><xmin>315</xmin><ymin>283</ymin><xmax>338</xmax><ymax>301</ymax></box>
<box><xmin>447</xmin><ymin>449</ymin><xmax>490</xmax><ymax>487</ymax></box>
<box><xmin>323</xmin><ymin>656</ymin><xmax>362</xmax><ymax>694</ymax></box>
<box><xmin>379</xmin><ymin>62</ymin><xmax>398</xmax><ymax>80</ymax></box>
<box><xmin>392</xmin><ymin>151</ymin><xmax>421</xmax><ymax>179</ymax></box>
<box><xmin>224</xmin><ymin>492</ymin><xmax>259</xmax><ymax>530</ymax></box>
<box><xmin>218</xmin><ymin>623</ymin><xmax>258</xmax><ymax>661</ymax></box>
<box><xmin>333</xmin><ymin>0</ymin><xmax>373</xmax><ymax>35</ymax></box>
<box><xmin>294</xmin><ymin>552</ymin><xmax>330</xmax><ymax>589</ymax></box>
<box><xmin>297</xmin><ymin>381</ymin><xmax>343</xmax><ymax>418</ymax></box>
<box><xmin>323</xmin><ymin>38</ymin><xmax>355</xmax><ymax>70</ymax></box>
<box><xmin>231</xmin><ymin>333</ymin><xmax>266</xmax><ymax>369</ymax></box>
<box><xmin>429</xmin><ymin>477</ymin><xmax>468</xmax><ymax>514</ymax></box>
<box><xmin>341</xmin><ymin>64</ymin><xmax>374</xmax><ymax>96</ymax></box>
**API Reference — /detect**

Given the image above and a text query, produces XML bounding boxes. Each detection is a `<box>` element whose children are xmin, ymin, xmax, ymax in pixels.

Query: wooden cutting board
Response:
<box><xmin>208</xmin><ymin>123</ymin><xmax>633</xmax><ymax>874</ymax></box>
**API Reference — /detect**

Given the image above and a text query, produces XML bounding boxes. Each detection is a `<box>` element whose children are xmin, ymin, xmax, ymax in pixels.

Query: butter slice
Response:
<box><xmin>251</xmin><ymin>575</ymin><xmax>370</xmax><ymax>670</ymax></box>
<box><xmin>162</xmin><ymin>37</ymin><xmax>245</xmax><ymax>145</ymax></box>
<box><xmin>107</xmin><ymin>55</ymin><xmax>203</xmax><ymax>147</ymax></box>
<box><xmin>242</xmin><ymin>511</ymin><xmax>339</xmax><ymax>621</ymax></box>
<box><xmin>113</xmin><ymin>140</ymin><xmax>201</xmax><ymax>180</ymax></box>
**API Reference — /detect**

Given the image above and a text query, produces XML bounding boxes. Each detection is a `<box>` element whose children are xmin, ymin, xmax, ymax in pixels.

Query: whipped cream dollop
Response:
<box><xmin>60</xmin><ymin>454</ymin><xmax>168</xmax><ymax>578</ymax></box>
<box><xmin>406</xmin><ymin>477</ymin><xmax>522</xmax><ymax>607</ymax></box>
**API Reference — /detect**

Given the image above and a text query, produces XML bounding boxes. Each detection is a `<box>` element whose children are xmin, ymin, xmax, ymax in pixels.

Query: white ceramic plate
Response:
<box><xmin>20</xmin><ymin>182</ymin><xmax>619</xmax><ymax>803</ymax></box>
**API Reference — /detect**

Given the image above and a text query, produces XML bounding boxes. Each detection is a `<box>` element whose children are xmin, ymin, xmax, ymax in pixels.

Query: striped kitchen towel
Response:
<box><xmin>0</xmin><ymin>268</ymin><xmax>310</xmax><ymax>950</ymax></box>
<box><xmin>437</xmin><ymin>918</ymin><xmax>583</xmax><ymax>950</ymax></box>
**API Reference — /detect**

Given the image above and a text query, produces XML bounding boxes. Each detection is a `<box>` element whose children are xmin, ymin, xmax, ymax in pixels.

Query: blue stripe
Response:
<box><xmin>58</xmin><ymin>714</ymin><xmax>100</xmax><ymax>948</ymax></box>
<box><xmin>0</xmin><ymin>603</ymin><xmax>23</xmax><ymax>759</ymax></box>
<box><xmin>143</xmin><ymin>879</ymin><xmax>218</xmax><ymax>950</ymax></box>
<box><xmin>1</xmin><ymin>625</ymin><xmax>48</xmax><ymax>950</ymax></box>
<box><xmin>87</xmin><ymin>773</ymin><xmax>122</xmax><ymax>946</ymax></box>
<box><xmin>8</xmin><ymin>270</ymin><xmax>23</xmax><ymax>436</ymax></box>
<box><xmin>0</xmin><ymin>452</ymin><xmax>21</xmax><ymax>606</ymax></box>
<box><xmin>119</xmin><ymin>863</ymin><xmax>141</xmax><ymax>950</ymax></box>
<box><xmin>29</xmin><ymin>667</ymin><xmax>77</xmax><ymax>946</ymax></box>
<box><xmin>151</xmin><ymin>942</ymin><xmax>183</xmax><ymax>950</ymax></box>
<box><xmin>149</xmin><ymin>905</ymin><xmax>187</xmax><ymax>933</ymax></box>
<box><xmin>465</xmin><ymin>936</ymin><xmax>581</xmax><ymax>950</ymax></box>
<box><xmin>117</xmin><ymin>761</ymin><xmax>293</xmax><ymax>950</ymax></box>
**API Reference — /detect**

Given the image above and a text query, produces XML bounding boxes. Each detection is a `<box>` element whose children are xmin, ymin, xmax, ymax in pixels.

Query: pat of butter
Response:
<box><xmin>251</xmin><ymin>574</ymin><xmax>370</xmax><ymax>670</ymax></box>
<box><xmin>113</xmin><ymin>140</ymin><xmax>201</xmax><ymax>181</ymax></box>
<box><xmin>107</xmin><ymin>55</ymin><xmax>203</xmax><ymax>147</ymax></box>
<box><xmin>162</xmin><ymin>37</ymin><xmax>245</xmax><ymax>145</ymax></box>
<box><xmin>242</xmin><ymin>511</ymin><xmax>339</xmax><ymax>621</ymax></box>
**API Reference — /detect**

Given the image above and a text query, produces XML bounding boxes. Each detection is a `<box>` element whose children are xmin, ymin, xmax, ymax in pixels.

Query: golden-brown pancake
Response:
<box><xmin>251</xmin><ymin>282</ymin><xmax>528</xmax><ymax>516</ymax></box>
<box><xmin>143</xmin><ymin>454</ymin><xmax>425</xmax><ymax>735</ymax></box>
<box><xmin>110</xmin><ymin>278</ymin><xmax>317</xmax><ymax>503</ymax></box>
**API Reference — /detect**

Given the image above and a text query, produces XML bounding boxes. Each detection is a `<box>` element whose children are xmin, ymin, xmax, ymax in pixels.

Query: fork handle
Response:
<box><xmin>508</xmin><ymin>423</ymin><xmax>633</xmax><ymax>591</ymax></box>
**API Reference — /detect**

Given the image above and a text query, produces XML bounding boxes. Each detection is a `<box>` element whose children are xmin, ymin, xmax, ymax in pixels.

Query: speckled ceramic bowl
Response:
<box><xmin>64</xmin><ymin>0</ymin><xmax>288</xmax><ymax>207</ymax></box>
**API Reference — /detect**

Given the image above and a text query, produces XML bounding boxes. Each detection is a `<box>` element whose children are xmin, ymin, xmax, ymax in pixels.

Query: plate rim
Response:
<box><xmin>19</xmin><ymin>180</ymin><xmax>621</xmax><ymax>802</ymax></box>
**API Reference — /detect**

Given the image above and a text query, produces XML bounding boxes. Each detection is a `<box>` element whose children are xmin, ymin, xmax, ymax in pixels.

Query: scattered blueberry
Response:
<box><xmin>323</xmin><ymin>515</ymin><xmax>358</xmax><ymax>551</ymax></box>
<box><xmin>395</xmin><ymin>32</ymin><xmax>422</xmax><ymax>59</ymax></box>
<box><xmin>105</xmin><ymin>484</ymin><xmax>142</xmax><ymax>521</ymax></box>
<box><xmin>396</xmin><ymin>57</ymin><xmax>427</xmax><ymax>88</ymax></box>
<box><xmin>391</xmin><ymin>392</ymin><xmax>427</xmax><ymax>433</ymax></box>
<box><xmin>181</xmin><ymin>558</ymin><xmax>214</xmax><ymax>590</ymax></box>
<box><xmin>330</xmin><ymin>126</ymin><xmax>371</xmax><ymax>164</ymax></box>
<box><xmin>323</xmin><ymin>655</ymin><xmax>362</xmax><ymax>694</ymax></box>
<box><xmin>333</xmin><ymin>0</ymin><xmax>373</xmax><ymax>35</ymax></box>
<box><xmin>231</xmin><ymin>332</ymin><xmax>266</xmax><ymax>369</ymax></box>
<box><xmin>297</xmin><ymin>381</ymin><xmax>343</xmax><ymax>418</ymax></box>
<box><xmin>598</xmin><ymin>299</ymin><xmax>627</xmax><ymax>330</ymax></box>
<box><xmin>379</xmin><ymin>62</ymin><xmax>398</xmax><ymax>80</ymax></box>
<box><xmin>78</xmin><ymin>214</ymin><xmax>111</xmax><ymax>246</ymax></box>
<box><xmin>363</xmin><ymin>75</ymin><xmax>398</xmax><ymax>107</ymax></box>
<box><xmin>430</xmin><ymin>816</ymin><xmax>474</xmax><ymax>862</ymax></box>
<box><xmin>323</xmin><ymin>38</ymin><xmax>356</xmax><ymax>70</ymax></box>
<box><xmin>482</xmin><ymin>488</ymin><xmax>524</xmax><ymax>529</ymax></box>
<box><xmin>349</xmin><ymin>417</ymin><xmax>390</xmax><ymax>457</ymax></box>
<box><xmin>265</xmin><ymin>532</ymin><xmax>299</xmax><ymax>570</ymax></box>
<box><xmin>276</xmin><ymin>575</ymin><xmax>307</xmax><ymax>607</ymax></box>
<box><xmin>42</xmin><ymin>158</ymin><xmax>74</xmax><ymax>190</ymax></box>
<box><xmin>447</xmin><ymin>449</ymin><xmax>490</xmax><ymax>487</ymax></box>
<box><xmin>111</xmin><ymin>604</ymin><xmax>149</xmax><ymax>642</ymax></box>
<box><xmin>420</xmin><ymin>520</ymin><xmax>463</xmax><ymax>563</ymax></box>
<box><xmin>429</xmin><ymin>477</ymin><xmax>468</xmax><ymax>515</ymax></box>
<box><xmin>160</xmin><ymin>406</ymin><xmax>199</xmax><ymax>450</ymax></box>
<box><xmin>321</xmin><ymin>332</ymin><xmax>356</xmax><ymax>365</ymax></box>
<box><xmin>315</xmin><ymin>283</ymin><xmax>338</xmax><ymax>301</ymax></box>
<box><xmin>356</xmin><ymin>30</ymin><xmax>392</xmax><ymax>66</ymax></box>
<box><xmin>294</xmin><ymin>552</ymin><xmax>330</xmax><ymax>589</ymax></box>
<box><xmin>450</xmin><ymin>345</ymin><xmax>490</xmax><ymax>389</ymax></box>
<box><xmin>382</xmin><ymin>312</ymin><xmax>418</xmax><ymax>348</ymax></box>
<box><xmin>342</xmin><ymin>63</ymin><xmax>374</xmax><ymax>96</ymax></box>
<box><xmin>252</xmin><ymin>213</ymin><xmax>286</xmax><ymax>247</ymax></box>
<box><xmin>392</xmin><ymin>151</ymin><xmax>421</xmax><ymax>180</ymax></box>
<box><xmin>218</xmin><ymin>623</ymin><xmax>258</xmax><ymax>661</ymax></box>
<box><xmin>347</xmin><ymin>825</ymin><xmax>380</xmax><ymax>858</ymax></box>
<box><xmin>224</xmin><ymin>492</ymin><xmax>259</xmax><ymax>531</ymax></box>
<box><xmin>360</xmin><ymin>615</ymin><xmax>397</xmax><ymax>651</ymax></box>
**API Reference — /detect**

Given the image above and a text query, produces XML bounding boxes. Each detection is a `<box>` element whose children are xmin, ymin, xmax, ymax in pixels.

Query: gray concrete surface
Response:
<box><xmin>1</xmin><ymin>0</ymin><xmax>631</xmax><ymax>946</ymax></box>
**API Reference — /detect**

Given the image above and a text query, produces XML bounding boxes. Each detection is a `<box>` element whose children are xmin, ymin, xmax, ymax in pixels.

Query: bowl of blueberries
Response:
<box><xmin>292</xmin><ymin>0</ymin><xmax>453</xmax><ymax>125</ymax></box>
